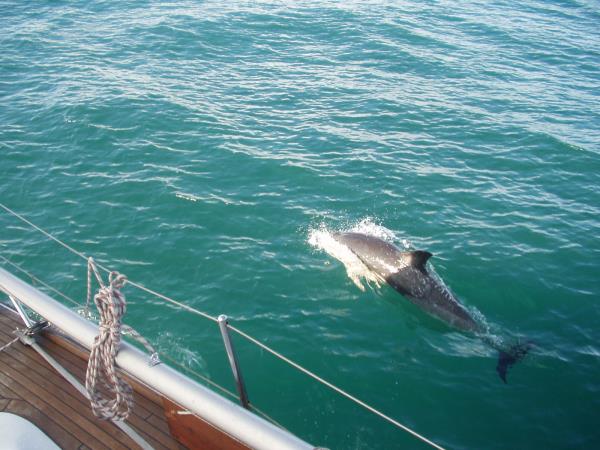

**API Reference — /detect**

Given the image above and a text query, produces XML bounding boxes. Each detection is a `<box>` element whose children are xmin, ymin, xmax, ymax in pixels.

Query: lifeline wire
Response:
<box><xmin>0</xmin><ymin>203</ymin><xmax>217</xmax><ymax>323</ymax></box>
<box><xmin>0</xmin><ymin>202</ymin><xmax>446</xmax><ymax>450</ymax></box>
<box><xmin>0</xmin><ymin>254</ymin><xmax>80</xmax><ymax>306</ymax></box>
<box><xmin>228</xmin><ymin>324</ymin><xmax>446</xmax><ymax>450</ymax></box>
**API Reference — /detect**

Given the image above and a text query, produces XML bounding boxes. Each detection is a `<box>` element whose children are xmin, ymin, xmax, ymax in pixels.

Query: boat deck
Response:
<box><xmin>0</xmin><ymin>305</ymin><xmax>185</xmax><ymax>450</ymax></box>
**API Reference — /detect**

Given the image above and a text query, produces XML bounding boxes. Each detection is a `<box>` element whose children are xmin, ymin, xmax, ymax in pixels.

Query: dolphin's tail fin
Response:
<box><xmin>496</xmin><ymin>341</ymin><xmax>533</xmax><ymax>383</ymax></box>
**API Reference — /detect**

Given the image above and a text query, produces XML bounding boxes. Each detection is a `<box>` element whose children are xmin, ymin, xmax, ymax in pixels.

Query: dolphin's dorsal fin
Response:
<box><xmin>407</xmin><ymin>251</ymin><xmax>432</xmax><ymax>271</ymax></box>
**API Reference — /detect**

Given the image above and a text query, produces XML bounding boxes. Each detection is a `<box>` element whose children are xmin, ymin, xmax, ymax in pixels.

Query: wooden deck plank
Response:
<box><xmin>0</xmin><ymin>311</ymin><xmax>25</xmax><ymax>331</ymax></box>
<box><xmin>7</xmin><ymin>399</ymin><xmax>84</xmax><ymax>450</ymax></box>
<box><xmin>37</xmin><ymin>331</ymin><xmax>187</xmax><ymax>449</ymax></box>
<box><xmin>37</xmin><ymin>337</ymin><xmax>156</xmax><ymax>420</ymax></box>
<box><xmin>37</xmin><ymin>336</ymin><xmax>182</xmax><ymax>449</ymax></box>
<box><xmin>43</xmin><ymin>332</ymin><xmax>168</xmax><ymax>417</ymax></box>
<box><xmin>0</xmin><ymin>352</ymin><xmax>126</xmax><ymax>450</ymax></box>
<box><xmin>0</xmin><ymin>293</ymin><xmax>282</xmax><ymax>450</ymax></box>
<box><xmin>0</xmin><ymin>306</ymin><xmax>186</xmax><ymax>450</ymax></box>
<box><xmin>0</xmin><ymin>312</ymin><xmax>134</xmax><ymax>450</ymax></box>
<box><xmin>42</xmin><ymin>337</ymin><xmax>161</xmax><ymax>420</ymax></box>
<box><xmin>0</xmin><ymin>323</ymin><xmax>166</xmax><ymax>429</ymax></box>
<box><xmin>0</xmin><ymin>339</ymin><xmax>137</xmax><ymax>449</ymax></box>
<box><xmin>40</xmin><ymin>333</ymin><xmax>164</xmax><ymax>417</ymax></box>
<box><xmin>0</xmin><ymin>330</ymin><xmax>109</xmax><ymax>414</ymax></box>
<box><xmin>0</xmin><ymin>329</ymin><xmax>174</xmax><ymax>450</ymax></box>
<box><xmin>0</xmin><ymin>374</ymin><xmax>20</xmax><ymax>400</ymax></box>
<box><xmin>0</xmin><ymin>372</ymin><xmax>111</xmax><ymax>450</ymax></box>
<box><xmin>120</xmin><ymin>405</ymin><xmax>179</xmax><ymax>450</ymax></box>
<box><xmin>147</xmin><ymin>411</ymin><xmax>175</xmax><ymax>436</ymax></box>
<box><xmin>0</xmin><ymin>329</ymin><xmax>125</xmax><ymax>416</ymax></box>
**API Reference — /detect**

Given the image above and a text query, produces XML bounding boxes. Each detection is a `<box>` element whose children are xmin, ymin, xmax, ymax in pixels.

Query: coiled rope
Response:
<box><xmin>84</xmin><ymin>257</ymin><xmax>134</xmax><ymax>420</ymax></box>
<box><xmin>84</xmin><ymin>257</ymin><xmax>161</xmax><ymax>365</ymax></box>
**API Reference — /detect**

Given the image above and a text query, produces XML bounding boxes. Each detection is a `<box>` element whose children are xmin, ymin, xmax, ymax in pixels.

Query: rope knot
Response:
<box><xmin>85</xmin><ymin>257</ymin><xmax>133</xmax><ymax>421</ymax></box>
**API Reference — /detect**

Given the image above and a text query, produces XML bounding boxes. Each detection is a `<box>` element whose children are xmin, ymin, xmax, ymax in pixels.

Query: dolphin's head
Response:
<box><xmin>332</xmin><ymin>232</ymin><xmax>406</xmax><ymax>277</ymax></box>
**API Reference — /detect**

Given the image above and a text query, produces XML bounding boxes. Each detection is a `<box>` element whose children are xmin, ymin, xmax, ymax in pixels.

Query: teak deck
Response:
<box><xmin>0</xmin><ymin>305</ymin><xmax>184</xmax><ymax>450</ymax></box>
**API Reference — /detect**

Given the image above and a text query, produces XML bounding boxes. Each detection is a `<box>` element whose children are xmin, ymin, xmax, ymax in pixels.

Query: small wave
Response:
<box><xmin>429</xmin><ymin>333</ymin><xmax>495</xmax><ymax>358</ymax></box>
<box><xmin>175</xmin><ymin>191</ymin><xmax>255</xmax><ymax>206</ymax></box>
<box><xmin>577</xmin><ymin>345</ymin><xmax>600</xmax><ymax>359</ymax></box>
<box><xmin>88</xmin><ymin>123</ymin><xmax>138</xmax><ymax>132</ymax></box>
<box><xmin>175</xmin><ymin>192</ymin><xmax>201</xmax><ymax>202</ymax></box>
<box><xmin>156</xmin><ymin>331</ymin><xmax>208</xmax><ymax>373</ymax></box>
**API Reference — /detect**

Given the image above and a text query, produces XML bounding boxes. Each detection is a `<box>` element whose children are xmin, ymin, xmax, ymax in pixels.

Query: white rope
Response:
<box><xmin>84</xmin><ymin>258</ymin><xmax>161</xmax><ymax>365</ymax></box>
<box><xmin>85</xmin><ymin>257</ymin><xmax>134</xmax><ymax>421</ymax></box>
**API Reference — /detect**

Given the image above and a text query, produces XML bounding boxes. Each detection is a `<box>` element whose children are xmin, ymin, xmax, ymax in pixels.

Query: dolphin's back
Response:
<box><xmin>333</xmin><ymin>232</ymin><xmax>410</xmax><ymax>278</ymax></box>
<box><xmin>390</xmin><ymin>267</ymin><xmax>479</xmax><ymax>331</ymax></box>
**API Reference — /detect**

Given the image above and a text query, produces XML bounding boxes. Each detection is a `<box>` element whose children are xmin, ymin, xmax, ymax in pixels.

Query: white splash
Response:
<box><xmin>308</xmin><ymin>219</ymin><xmax>392</xmax><ymax>291</ymax></box>
<box><xmin>349</xmin><ymin>217</ymin><xmax>397</xmax><ymax>241</ymax></box>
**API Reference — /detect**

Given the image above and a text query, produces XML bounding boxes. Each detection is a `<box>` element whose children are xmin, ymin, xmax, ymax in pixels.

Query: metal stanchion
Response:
<box><xmin>9</xmin><ymin>294</ymin><xmax>32</xmax><ymax>326</ymax></box>
<box><xmin>218</xmin><ymin>314</ymin><xmax>250</xmax><ymax>409</ymax></box>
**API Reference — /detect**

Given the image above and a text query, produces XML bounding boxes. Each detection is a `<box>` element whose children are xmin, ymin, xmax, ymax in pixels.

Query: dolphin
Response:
<box><xmin>332</xmin><ymin>232</ymin><xmax>530</xmax><ymax>382</ymax></box>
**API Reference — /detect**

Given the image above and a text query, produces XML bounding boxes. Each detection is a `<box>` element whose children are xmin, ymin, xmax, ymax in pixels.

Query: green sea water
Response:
<box><xmin>1</xmin><ymin>1</ymin><xmax>600</xmax><ymax>449</ymax></box>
